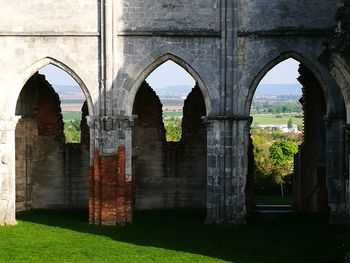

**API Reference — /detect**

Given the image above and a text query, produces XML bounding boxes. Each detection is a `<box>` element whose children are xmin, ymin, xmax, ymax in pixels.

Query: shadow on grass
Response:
<box><xmin>17</xmin><ymin>209</ymin><xmax>348</xmax><ymax>263</ymax></box>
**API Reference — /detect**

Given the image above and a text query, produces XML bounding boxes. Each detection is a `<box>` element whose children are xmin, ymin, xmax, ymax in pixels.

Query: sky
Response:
<box><xmin>39</xmin><ymin>58</ymin><xmax>300</xmax><ymax>89</ymax></box>
<box><xmin>259</xmin><ymin>58</ymin><xmax>300</xmax><ymax>84</ymax></box>
<box><xmin>146</xmin><ymin>61</ymin><xmax>195</xmax><ymax>90</ymax></box>
<box><xmin>39</xmin><ymin>65</ymin><xmax>77</xmax><ymax>86</ymax></box>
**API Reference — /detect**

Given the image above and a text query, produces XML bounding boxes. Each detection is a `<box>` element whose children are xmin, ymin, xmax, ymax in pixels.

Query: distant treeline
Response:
<box><xmin>254</xmin><ymin>95</ymin><xmax>301</xmax><ymax>101</ymax></box>
<box><xmin>161</xmin><ymin>99</ymin><xmax>184</xmax><ymax>107</ymax></box>
<box><xmin>251</xmin><ymin>101</ymin><xmax>302</xmax><ymax>114</ymax></box>
<box><xmin>61</xmin><ymin>99</ymin><xmax>85</xmax><ymax>104</ymax></box>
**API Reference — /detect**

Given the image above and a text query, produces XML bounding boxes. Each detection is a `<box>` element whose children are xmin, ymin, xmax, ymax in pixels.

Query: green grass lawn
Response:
<box><xmin>0</xmin><ymin>210</ymin><xmax>348</xmax><ymax>263</ymax></box>
<box><xmin>252</xmin><ymin>114</ymin><xmax>303</xmax><ymax>126</ymax></box>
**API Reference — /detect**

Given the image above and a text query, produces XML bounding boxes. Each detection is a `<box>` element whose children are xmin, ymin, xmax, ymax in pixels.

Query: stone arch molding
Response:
<box><xmin>330</xmin><ymin>54</ymin><xmax>350</xmax><ymax>122</ymax></box>
<box><xmin>121</xmin><ymin>51</ymin><xmax>219</xmax><ymax>116</ymax></box>
<box><xmin>5</xmin><ymin>57</ymin><xmax>95</xmax><ymax>117</ymax></box>
<box><xmin>242</xmin><ymin>51</ymin><xmax>345</xmax><ymax>117</ymax></box>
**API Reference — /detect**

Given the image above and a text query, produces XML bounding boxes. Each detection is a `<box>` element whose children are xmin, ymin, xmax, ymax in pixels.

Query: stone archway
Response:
<box><xmin>0</xmin><ymin>57</ymin><xmax>95</xmax><ymax>225</ymax></box>
<box><xmin>13</xmin><ymin>61</ymin><xmax>93</xmax><ymax>216</ymax></box>
<box><xmin>124</xmin><ymin>53</ymin><xmax>214</xmax><ymax>117</ymax></box>
<box><xmin>6</xmin><ymin>57</ymin><xmax>94</xmax><ymax>118</ymax></box>
<box><xmin>245</xmin><ymin>53</ymin><xmax>347</xmax><ymax>221</ymax></box>
<box><xmin>132</xmin><ymin>80</ymin><xmax>207</xmax><ymax>211</ymax></box>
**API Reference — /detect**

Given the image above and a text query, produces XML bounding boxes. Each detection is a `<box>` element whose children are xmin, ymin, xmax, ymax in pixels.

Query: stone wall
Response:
<box><xmin>15</xmin><ymin>118</ymin><xmax>38</xmax><ymax>212</ymax></box>
<box><xmin>117</xmin><ymin>0</ymin><xmax>220</xmax><ymax>32</ymax></box>
<box><xmin>239</xmin><ymin>0</ymin><xmax>342</xmax><ymax>32</ymax></box>
<box><xmin>294</xmin><ymin>65</ymin><xmax>328</xmax><ymax>214</ymax></box>
<box><xmin>15</xmin><ymin>73</ymin><xmax>89</xmax><ymax>211</ymax></box>
<box><xmin>64</xmin><ymin>143</ymin><xmax>89</xmax><ymax>208</ymax></box>
<box><xmin>0</xmin><ymin>0</ymin><xmax>99</xmax><ymax>120</ymax></box>
<box><xmin>245</xmin><ymin>136</ymin><xmax>255</xmax><ymax>212</ymax></box>
<box><xmin>0</xmin><ymin>1</ymin><xmax>97</xmax><ymax>33</ymax></box>
<box><xmin>132</xmin><ymin>81</ymin><xmax>166</xmax><ymax>210</ymax></box>
<box><xmin>15</xmin><ymin>73</ymin><xmax>66</xmax><ymax>210</ymax></box>
<box><xmin>132</xmin><ymin>82</ymin><xmax>207</xmax><ymax>210</ymax></box>
<box><xmin>177</xmin><ymin>84</ymin><xmax>207</xmax><ymax>209</ymax></box>
<box><xmin>323</xmin><ymin>1</ymin><xmax>350</xmax><ymax>222</ymax></box>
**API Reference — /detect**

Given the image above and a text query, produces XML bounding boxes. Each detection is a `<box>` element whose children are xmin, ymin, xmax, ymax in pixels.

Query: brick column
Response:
<box><xmin>204</xmin><ymin>115</ymin><xmax>252</xmax><ymax>224</ymax></box>
<box><xmin>0</xmin><ymin>117</ymin><xmax>20</xmax><ymax>225</ymax></box>
<box><xmin>87</xmin><ymin>116</ymin><xmax>134</xmax><ymax>226</ymax></box>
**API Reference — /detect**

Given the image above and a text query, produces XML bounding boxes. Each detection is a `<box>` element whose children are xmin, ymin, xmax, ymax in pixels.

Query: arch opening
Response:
<box><xmin>145</xmin><ymin>60</ymin><xmax>196</xmax><ymax>142</ymax></box>
<box><xmin>246</xmin><ymin>57</ymin><xmax>339</xmax><ymax>216</ymax></box>
<box><xmin>15</xmin><ymin>65</ymin><xmax>90</xmax><ymax>215</ymax></box>
<box><xmin>132</xmin><ymin>60</ymin><xmax>207</xmax><ymax>215</ymax></box>
<box><xmin>125</xmin><ymin>53</ymin><xmax>212</xmax><ymax>117</ymax></box>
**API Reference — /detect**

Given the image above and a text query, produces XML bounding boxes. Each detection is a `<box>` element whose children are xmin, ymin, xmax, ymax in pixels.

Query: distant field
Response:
<box><xmin>252</xmin><ymin>114</ymin><xmax>303</xmax><ymax>126</ymax></box>
<box><xmin>163</xmin><ymin>106</ymin><xmax>183</xmax><ymax>111</ymax></box>
<box><xmin>163</xmin><ymin>111</ymin><xmax>182</xmax><ymax>118</ymax></box>
<box><xmin>61</xmin><ymin>112</ymin><xmax>303</xmax><ymax>126</ymax></box>
<box><xmin>61</xmin><ymin>103</ymin><xmax>83</xmax><ymax>112</ymax></box>
<box><xmin>62</xmin><ymin>112</ymin><xmax>81</xmax><ymax>121</ymax></box>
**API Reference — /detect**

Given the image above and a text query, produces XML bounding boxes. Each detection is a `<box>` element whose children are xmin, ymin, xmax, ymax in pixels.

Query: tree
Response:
<box><xmin>269</xmin><ymin>140</ymin><xmax>298</xmax><ymax>196</ymax></box>
<box><xmin>287</xmin><ymin>118</ymin><xmax>293</xmax><ymax>129</ymax></box>
<box><xmin>165</xmin><ymin>121</ymin><xmax>182</xmax><ymax>141</ymax></box>
<box><xmin>64</xmin><ymin>119</ymin><xmax>81</xmax><ymax>143</ymax></box>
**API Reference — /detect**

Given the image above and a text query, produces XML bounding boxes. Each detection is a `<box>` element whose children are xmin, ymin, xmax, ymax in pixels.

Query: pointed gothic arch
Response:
<box><xmin>7</xmin><ymin>57</ymin><xmax>94</xmax><ymax>117</ymax></box>
<box><xmin>125</xmin><ymin>53</ymin><xmax>212</xmax><ymax>116</ymax></box>
<box><xmin>245</xmin><ymin>51</ymin><xmax>345</xmax><ymax>117</ymax></box>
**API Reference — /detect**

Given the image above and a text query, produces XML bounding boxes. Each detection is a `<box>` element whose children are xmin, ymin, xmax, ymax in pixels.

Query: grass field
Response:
<box><xmin>0</xmin><ymin>210</ymin><xmax>348</xmax><ymax>263</ymax></box>
<box><xmin>62</xmin><ymin>112</ymin><xmax>81</xmax><ymax>121</ymax></box>
<box><xmin>251</xmin><ymin>114</ymin><xmax>303</xmax><ymax>126</ymax></box>
<box><xmin>163</xmin><ymin>110</ymin><xmax>183</xmax><ymax>118</ymax></box>
<box><xmin>62</xmin><ymin>112</ymin><xmax>303</xmax><ymax>127</ymax></box>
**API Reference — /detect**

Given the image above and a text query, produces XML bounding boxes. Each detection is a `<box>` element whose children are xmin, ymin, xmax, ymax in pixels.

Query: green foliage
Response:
<box><xmin>251</xmin><ymin>129</ymin><xmax>301</xmax><ymax>195</ymax></box>
<box><xmin>270</xmin><ymin>141</ymin><xmax>298</xmax><ymax>166</ymax></box>
<box><xmin>269</xmin><ymin>140</ymin><xmax>298</xmax><ymax>186</ymax></box>
<box><xmin>64</xmin><ymin>119</ymin><xmax>81</xmax><ymax>143</ymax></box>
<box><xmin>287</xmin><ymin>118</ymin><xmax>293</xmax><ymax>129</ymax></box>
<box><xmin>163</xmin><ymin>110</ymin><xmax>183</xmax><ymax>141</ymax></box>
<box><xmin>165</xmin><ymin>121</ymin><xmax>182</xmax><ymax>141</ymax></box>
<box><xmin>62</xmin><ymin>112</ymin><xmax>82</xmax><ymax>143</ymax></box>
<box><xmin>251</xmin><ymin>101</ymin><xmax>302</xmax><ymax>114</ymax></box>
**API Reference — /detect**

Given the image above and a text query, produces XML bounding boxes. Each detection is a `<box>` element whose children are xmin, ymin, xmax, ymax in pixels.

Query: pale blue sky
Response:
<box><xmin>146</xmin><ymin>61</ymin><xmax>195</xmax><ymax>90</ymax></box>
<box><xmin>260</xmin><ymin>58</ymin><xmax>300</xmax><ymax>84</ymax></box>
<box><xmin>39</xmin><ymin>66</ymin><xmax>77</xmax><ymax>86</ymax></box>
<box><xmin>39</xmin><ymin>58</ymin><xmax>300</xmax><ymax>89</ymax></box>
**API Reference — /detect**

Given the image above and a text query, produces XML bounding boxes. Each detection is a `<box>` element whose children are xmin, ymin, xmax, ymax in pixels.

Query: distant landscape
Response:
<box><xmin>54</xmin><ymin>85</ymin><xmax>86</xmax><ymax>100</ymax></box>
<box><xmin>53</xmin><ymin>85</ymin><xmax>85</xmax><ymax>112</ymax></box>
<box><xmin>254</xmin><ymin>84</ymin><xmax>302</xmax><ymax>97</ymax></box>
<box><xmin>55</xmin><ymin>83</ymin><xmax>304</xmax><ymax>137</ymax></box>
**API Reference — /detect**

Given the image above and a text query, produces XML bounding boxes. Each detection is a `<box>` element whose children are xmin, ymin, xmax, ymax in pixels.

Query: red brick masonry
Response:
<box><xmin>89</xmin><ymin>146</ymin><xmax>133</xmax><ymax>225</ymax></box>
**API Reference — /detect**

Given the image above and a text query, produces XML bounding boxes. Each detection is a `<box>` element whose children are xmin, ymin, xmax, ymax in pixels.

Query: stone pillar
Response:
<box><xmin>0</xmin><ymin>117</ymin><xmax>20</xmax><ymax>225</ymax></box>
<box><xmin>344</xmin><ymin>124</ymin><xmax>350</xmax><ymax>221</ymax></box>
<box><xmin>205</xmin><ymin>116</ymin><xmax>251</xmax><ymax>224</ymax></box>
<box><xmin>87</xmin><ymin>116</ymin><xmax>134</xmax><ymax>226</ymax></box>
<box><xmin>325</xmin><ymin>117</ymin><xmax>348</xmax><ymax>223</ymax></box>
